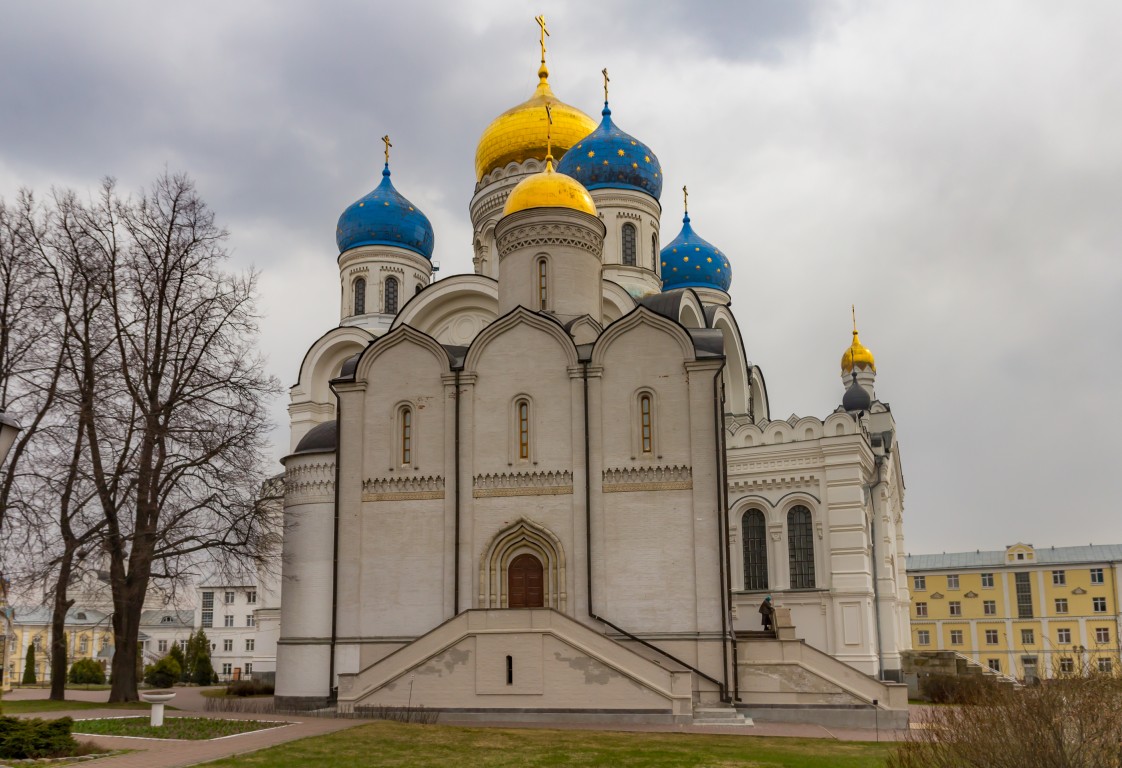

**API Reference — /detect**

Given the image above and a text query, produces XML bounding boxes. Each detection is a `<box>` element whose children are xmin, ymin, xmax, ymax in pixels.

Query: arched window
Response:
<box><xmin>517</xmin><ymin>399</ymin><xmax>530</xmax><ymax>459</ymax></box>
<box><xmin>384</xmin><ymin>276</ymin><xmax>399</xmax><ymax>314</ymax></box>
<box><xmin>400</xmin><ymin>406</ymin><xmax>412</xmax><ymax>465</ymax></box>
<box><xmin>621</xmin><ymin>223</ymin><xmax>636</xmax><ymax>266</ymax></box>
<box><xmin>787</xmin><ymin>505</ymin><xmax>815</xmax><ymax>589</ymax></box>
<box><xmin>639</xmin><ymin>393</ymin><xmax>653</xmax><ymax>454</ymax></box>
<box><xmin>651</xmin><ymin>233</ymin><xmax>658</xmax><ymax>269</ymax></box>
<box><xmin>742</xmin><ymin>510</ymin><xmax>768</xmax><ymax>591</ymax></box>
<box><xmin>415</xmin><ymin>283</ymin><xmax>423</xmax><ymax>295</ymax></box>
<box><xmin>353</xmin><ymin>277</ymin><xmax>366</xmax><ymax>315</ymax></box>
<box><xmin>537</xmin><ymin>259</ymin><xmax>548</xmax><ymax>310</ymax></box>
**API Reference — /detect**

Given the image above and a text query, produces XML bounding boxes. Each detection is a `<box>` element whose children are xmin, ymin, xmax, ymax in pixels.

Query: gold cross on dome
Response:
<box><xmin>535</xmin><ymin>15</ymin><xmax>549</xmax><ymax>64</ymax></box>
<box><xmin>602</xmin><ymin>68</ymin><xmax>610</xmax><ymax>102</ymax></box>
<box><xmin>381</xmin><ymin>135</ymin><xmax>392</xmax><ymax>165</ymax></box>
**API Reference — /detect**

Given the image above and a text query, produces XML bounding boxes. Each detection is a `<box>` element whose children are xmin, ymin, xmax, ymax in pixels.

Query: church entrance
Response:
<box><xmin>507</xmin><ymin>554</ymin><xmax>544</xmax><ymax>608</ymax></box>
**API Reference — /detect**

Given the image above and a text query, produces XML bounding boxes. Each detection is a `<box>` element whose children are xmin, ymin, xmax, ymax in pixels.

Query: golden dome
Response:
<box><xmin>841</xmin><ymin>330</ymin><xmax>876</xmax><ymax>374</ymax></box>
<box><xmin>503</xmin><ymin>158</ymin><xmax>597</xmax><ymax>217</ymax></box>
<box><xmin>475</xmin><ymin>65</ymin><xmax>597</xmax><ymax>181</ymax></box>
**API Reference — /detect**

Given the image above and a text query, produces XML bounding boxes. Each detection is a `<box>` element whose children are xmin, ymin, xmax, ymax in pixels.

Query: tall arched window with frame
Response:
<box><xmin>384</xmin><ymin>276</ymin><xmax>399</xmax><ymax>314</ymax></box>
<box><xmin>537</xmin><ymin>259</ymin><xmax>548</xmax><ymax>311</ymax></box>
<box><xmin>353</xmin><ymin>277</ymin><xmax>366</xmax><ymax>315</ymax></box>
<box><xmin>517</xmin><ymin>399</ymin><xmax>530</xmax><ymax>460</ymax></box>
<box><xmin>742</xmin><ymin>509</ymin><xmax>768</xmax><ymax>590</ymax></box>
<box><xmin>651</xmin><ymin>233</ymin><xmax>658</xmax><ymax>269</ymax></box>
<box><xmin>639</xmin><ymin>393</ymin><xmax>653</xmax><ymax>454</ymax></box>
<box><xmin>787</xmin><ymin>505</ymin><xmax>815</xmax><ymax>589</ymax></box>
<box><xmin>400</xmin><ymin>406</ymin><xmax>413</xmax><ymax>466</ymax></box>
<box><xmin>621</xmin><ymin>222</ymin><xmax>637</xmax><ymax>266</ymax></box>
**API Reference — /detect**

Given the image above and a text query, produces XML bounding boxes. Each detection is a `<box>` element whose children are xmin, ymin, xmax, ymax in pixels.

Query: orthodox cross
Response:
<box><xmin>381</xmin><ymin>135</ymin><xmax>392</xmax><ymax>166</ymax></box>
<box><xmin>535</xmin><ymin>15</ymin><xmax>549</xmax><ymax>64</ymax></box>
<box><xmin>602</xmin><ymin>68</ymin><xmax>610</xmax><ymax>102</ymax></box>
<box><xmin>682</xmin><ymin>185</ymin><xmax>689</xmax><ymax>214</ymax></box>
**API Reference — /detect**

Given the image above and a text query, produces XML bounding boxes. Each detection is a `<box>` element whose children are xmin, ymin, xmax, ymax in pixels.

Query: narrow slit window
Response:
<box><xmin>385</xmin><ymin>276</ymin><xmax>399</xmax><ymax>314</ymax></box>
<box><xmin>353</xmin><ymin>277</ymin><xmax>366</xmax><ymax>315</ymax></box>
<box><xmin>622</xmin><ymin>222</ymin><xmax>636</xmax><ymax>266</ymax></box>
<box><xmin>651</xmin><ymin>233</ymin><xmax>658</xmax><ymax>269</ymax></box>
<box><xmin>506</xmin><ymin>655</ymin><xmax>513</xmax><ymax>685</ymax></box>
<box><xmin>401</xmin><ymin>407</ymin><xmax>412</xmax><ymax>465</ymax></box>
<box><xmin>537</xmin><ymin>259</ymin><xmax>548</xmax><ymax>310</ymax></box>
<box><xmin>640</xmin><ymin>393</ymin><xmax>652</xmax><ymax>453</ymax></box>
<box><xmin>518</xmin><ymin>401</ymin><xmax>529</xmax><ymax>459</ymax></box>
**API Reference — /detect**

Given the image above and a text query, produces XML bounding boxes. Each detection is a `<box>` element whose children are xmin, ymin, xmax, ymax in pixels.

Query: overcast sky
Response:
<box><xmin>3</xmin><ymin>1</ymin><xmax>1120</xmax><ymax>555</ymax></box>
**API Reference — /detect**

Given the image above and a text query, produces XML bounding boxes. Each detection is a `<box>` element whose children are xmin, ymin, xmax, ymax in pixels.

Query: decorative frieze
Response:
<box><xmin>473</xmin><ymin>470</ymin><xmax>573</xmax><ymax>498</ymax></box>
<box><xmin>496</xmin><ymin>221</ymin><xmax>603</xmax><ymax>259</ymax></box>
<box><xmin>728</xmin><ymin>474</ymin><xmax>819</xmax><ymax>492</ymax></box>
<box><xmin>602</xmin><ymin>465</ymin><xmax>692</xmax><ymax>493</ymax></box>
<box><xmin>285</xmin><ymin>461</ymin><xmax>336</xmax><ymax>505</ymax></box>
<box><xmin>362</xmin><ymin>475</ymin><xmax>445</xmax><ymax>502</ymax></box>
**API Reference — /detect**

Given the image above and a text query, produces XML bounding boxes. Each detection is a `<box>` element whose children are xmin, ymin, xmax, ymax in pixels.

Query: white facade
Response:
<box><xmin>196</xmin><ymin>582</ymin><xmax>261</xmax><ymax>681</ymax></box>
<box><xmin>274</xmin><ymin>51</ymin><xmax>911</xmax><ymax>718</ymax></box>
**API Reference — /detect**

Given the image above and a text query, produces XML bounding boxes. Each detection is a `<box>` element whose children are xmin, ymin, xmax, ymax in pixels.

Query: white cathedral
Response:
<box><xmin>275</xmin><ymin>35</ymin><xmax>911</xmax><ymax>724</ymax></box>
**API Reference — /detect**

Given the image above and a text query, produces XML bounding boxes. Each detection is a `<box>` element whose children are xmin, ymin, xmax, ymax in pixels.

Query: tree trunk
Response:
<box><xmin>48</xmin><ymin>553</ymin><xmax>75</xmax><ymax>701</ymax></box>
<box><xmin>108</xmin><ymin>574</ymin><xmax>147</xmax><ymax>702</ymax></box>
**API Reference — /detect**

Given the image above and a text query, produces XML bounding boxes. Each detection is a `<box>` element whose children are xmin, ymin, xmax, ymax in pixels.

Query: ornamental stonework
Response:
<box><xmin>362</xmin><ymin>475</ymin><xmax>445</xmax><ymax>502</ymax></box>
<box><xmin>286</xmin><ymin>461</ymin><xmax>336</xmax><ymax>504</ymax></box>
<box><xmin>473</xmin><ymin>470</ymin><xmax>573</xmax><ymax>498</ymax></box>
<box><xmin>496</xmin><ymin>221</ymin><xmax>603</xmax><ymax>258</ymax></box>
<box><xmin>602</xmin><ymin>465</ymin><xmax>693</xmax><ymax>493</ymax></box>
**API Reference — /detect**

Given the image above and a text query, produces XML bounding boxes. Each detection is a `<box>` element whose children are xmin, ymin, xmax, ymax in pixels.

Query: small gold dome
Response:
<box><xmin>475</xmin><ymin>65</ymin><xmax>597</xmax><ymax>182</ymax></box>
<box><xmin>503</xmin><ymin>158</ymin><xmax>597</xmax><ymax>217</ymax></box>
<box><xmin>841</xmin><ymin>330</ymin><xmax>876</xmax><ymax>373</ymax></box>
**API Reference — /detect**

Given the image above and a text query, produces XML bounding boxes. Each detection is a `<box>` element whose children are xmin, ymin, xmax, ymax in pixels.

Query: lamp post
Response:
<box><xmin>0</xmin><ymin>410</ymin><xmax>21</xmax><ymax>465</ymax></box>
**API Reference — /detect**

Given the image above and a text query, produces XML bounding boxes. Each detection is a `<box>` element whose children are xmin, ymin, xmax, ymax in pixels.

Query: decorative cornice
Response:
<box><xmin>362</xmin><ymin>475</ymin><xmax>445</xmax><ymax>502</ymax></box>
<box><xmin>285</xmin><ymin>461</ymin><xmax>336</xmax><ymax>505</ymax></box>
<box><xmin>602</xmin><ymin>465</ymin><xmax>692</xmax><ymax>493</ymax></box>
<box><xmin>473</xmin><ymin>470</ymin><xmax>573</xmax><ymax>498</ymax></box>
<box><xmin>728</xmin><ymin>474</ymin><xmax>819</xmax><ymax>493</ymax></box>
<box><xmin>496</xmin><ymin>219</ymin><xmax>604</xmax><ymax>259</ymax></box>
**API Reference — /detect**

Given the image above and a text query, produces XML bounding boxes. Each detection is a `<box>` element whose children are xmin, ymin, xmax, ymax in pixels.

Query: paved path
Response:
<box><xmin>2</xmin><ymin>687</ymin><xmax>906</xmax><ymax>767</ymax></box>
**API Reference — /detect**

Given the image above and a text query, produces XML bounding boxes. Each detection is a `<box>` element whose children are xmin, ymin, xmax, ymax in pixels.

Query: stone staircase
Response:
<box><xmin>692</xmin><ymin>704</ymin><xmax>754</xmax><ymax>727</ymax></box>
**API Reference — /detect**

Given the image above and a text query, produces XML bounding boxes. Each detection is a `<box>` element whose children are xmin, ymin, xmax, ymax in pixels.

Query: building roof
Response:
<box><xmin>6</xmin><ymin>606</ymin><xmax>111</xmax><ymax>626</ymax></box>
<box><xmin>907</xmin><ymin>544</ymin><xmax>1122</xmax><ymax>571</ymax></box>
<box><xmin>139</xmin><ymin>609</ymin><xmax>194</xmax><ymax>628</ymax></box>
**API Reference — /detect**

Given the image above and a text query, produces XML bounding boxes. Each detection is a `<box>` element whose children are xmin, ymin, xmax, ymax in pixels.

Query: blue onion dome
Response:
<box><xmin>555</xmin><ymin>102</ymin><xmax>663</xmax><ymax>200</ymax></box>
<box><xmin>660</xmin><ymin>212</ymin><xmax>732</xmax><ymax>292</ymax></box>
<box><xmin>336</xmin><ymin>164</ymin><xmax>435</xmax><ymax>259</ymax></box>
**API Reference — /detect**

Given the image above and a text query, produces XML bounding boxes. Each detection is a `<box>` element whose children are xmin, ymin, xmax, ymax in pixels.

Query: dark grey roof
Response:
<box><xmin>293</xmin><ymin>420</ymin><xmax>337</xmax><ymax>454</ymax></box>
<box><xmin>639</xmin><ymin>289</ymin><xmax>708</xmax><ymax>327</ymax></box>
<box><xmin>442</xmin><ymin>345</ymin><xmax>469</xmax><ymax>369</ymax></box>
<box><xmin>908</xmin><ymin>544</ymin><xmax>1122</xmax><ymax>571</ymax></box>
<box><xmin>842</xmin><ymin>374</ymin><xmax>872</xmax><ymax>412</ymax></box>
<box><xmin>687</xmin><ymin>328</ymin><xmax>725</xmax><ymax>358</ymax></box>
<box><xmin>139</xmin><ymin>609</ymin><xmax>194</xmax><ymax>628</ymax></box>
<box><xmin>337</xmin><ymin>352</ymin><xmax>362</xmax><ymax>381</ymax></box>
<box><xmin>9</xmin><ymin>606</ymin><xmax>110</xmax><ymax>625</ymax></box>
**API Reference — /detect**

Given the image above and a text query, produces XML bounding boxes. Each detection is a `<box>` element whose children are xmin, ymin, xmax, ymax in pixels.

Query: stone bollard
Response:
<box><xmin>139</xmin><ymin>691</ymin><xmax>176</xmax><ymax>726</ymax></box>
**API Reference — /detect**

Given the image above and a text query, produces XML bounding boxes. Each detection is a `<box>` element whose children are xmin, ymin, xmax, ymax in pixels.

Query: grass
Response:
<box><xmin>0</xmin><ymin>699</ymin><xmax>155</xmax><ymax>714</ymax></box>
<box><xmin>200</xmin><ymin>721</ymin><xmax>893</xmax><ymax>767</ymax></box>
<box><xmin>73</xmin><ymin>716</ymin><xmax>286</xmax><ymax>740</ymax></box>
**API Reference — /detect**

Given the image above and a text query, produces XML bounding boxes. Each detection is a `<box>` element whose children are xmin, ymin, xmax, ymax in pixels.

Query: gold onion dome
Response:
<box><xmin>841</xmin><ymin>330</ymin><xmax>876</xmax><ymax>374</ymax></box>
<box><xmin>475</xmin><ymin>64</ymin><xmax>597</xmax><ymax>181</ymax></box>
<box><xmin>502</xmin><ymin>157</ymin><xmax>597</xmax><ymax>217</ymax></box>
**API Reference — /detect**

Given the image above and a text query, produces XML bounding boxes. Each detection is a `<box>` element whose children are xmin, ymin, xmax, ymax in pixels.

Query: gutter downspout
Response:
<box><xmin>869</xmin><ymin>454</ymin><xmax>887</xmax><ymax>681</ymax></box>
<box><xmin>581</xmin><ymin>360</ymin><xmax>727</xmax><ymax>700</ymax></box>
<box><xmin>453</xmin><ymin>368</ymin><xmax>461</xmax><ymax>615</ymax></box>
<box><xmin>328</xmin><ymin>395</ymin><xmax>342</xmax><ymax>702</ymax></box>
<box><xmin>712</xmin><ymin>366</ymin><xmax>735</xmax><ymax>702</ymax></box>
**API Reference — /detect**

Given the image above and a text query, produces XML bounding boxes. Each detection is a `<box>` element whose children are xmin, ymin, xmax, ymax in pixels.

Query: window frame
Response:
<box><xmin>1021</xmin><ymin>628</ymin><xmax>1035</xmax><ymax>645</ymax></box>
<box><xmin>353</xmin><ymin>276</ymin><xmax>366</xmax><ymax>315</ymax></box>
<box><xmin>1054</xmin><ymin>598</ymin><xmax>1069</xmax><ymax>614</ymax></box>
<box><xmin>1095</xmin><ymin>627</ymin><xmax>1110</xmax><ymax>644</ymax></box>
<box><xmin>536</xmin><ymin>257</ymin><xmax>548</xmax><ymax>311</ymax></box>
<box><xmin>223</xmin><ymin>614</ymin><xmax>234</xmax><ymax>628</ymax></box>
<box><xmin>621</xmin><ymin>222</ymin><xmax>637</xmax><ymax>266</ymax></box>
<box><xmin>1057</xmin><ymin>627</ymin><xmax>1072</xmax><ymax>644</ymax></box>
<box><xmin>1093</xmin><ymin>596</ymin><xmax>1108</xmax><ymax>613</ymax></box>
<box><xmin>913</xmin><ymin>575</ymin><xmax>926</xmax><ymax>591</ymax></box>
<box><xmin>1052</xmin><ymin>570</ymin><xmax>1066</xmax><ymax>586</ymax></box>
<box><xmin>985</xmin><ymin>629</ymin><xmax>999</xmax><ymax>645</ymax></box>
<box><xmin>946</xmin><ymin>574</ymin><xmax>960</xmax><ymax>590</ymax></box>
<box><xmin>917</xmin><ymin>630</ymin><xmax>931</xmax><ymax>646</ymax></box>
<box><xmin>384</xmin><ymin>275</ymin><xmax>399</xmax><ymax>314</ymax></box>
<box><xmin>786</xmin><ymin>505</ymin><xmax>816</xmax><ymax>590</ymax></box>
<box><xmin>1090</xmin><ymin>568</ymin><xmax>1104</xmax><ymax>585</ymax></box>
<box><xmin>949</xmin><ymin>601</ymin><xmax>962</xmax><ymax>617</ymax></box>
<box><xmin>741</xmin><ymin>509</ymin><xmax>768</xmax><ymax>592</ymax></box>
<box><xmin>915</xmin><ymin>601</ymin><xmax>928</xmax><ymax>618</ymax></box>
<box><xmin>1059</xmin><ymin>657</ymin><xmax>1074</xmax><ymax>674</ymax></box>
<box><xmin>981</xmin><ymin>573</ymin><xmax>994</xmax><ymax>588</ymax></box>
<box><xmin>401</xmin><ymin>405</ymin><xmax>413</xmax><ymax>466</ymax></box>
<box><xmin>950</xmin><ymin>629</ymin><xmax>964</xmax><ymax>645</ymax></box>
<box><xmin>983</xmin><ymin>600</ymin><xmax>996</xmax><ymax>615</ymax></box>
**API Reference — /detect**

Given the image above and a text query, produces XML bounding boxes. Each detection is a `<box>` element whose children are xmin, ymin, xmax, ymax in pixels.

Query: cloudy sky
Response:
<box><xmin>2</xmin><ymin>1</ymin><xmax>1120</xmax><ymax>554</ymax></box>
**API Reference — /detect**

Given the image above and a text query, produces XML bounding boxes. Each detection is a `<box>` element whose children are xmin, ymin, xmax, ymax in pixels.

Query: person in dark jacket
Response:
<box><xmin>759</xmin><ymin>595</ymin><xmax>775</xmax><ymax>632</ymax></box>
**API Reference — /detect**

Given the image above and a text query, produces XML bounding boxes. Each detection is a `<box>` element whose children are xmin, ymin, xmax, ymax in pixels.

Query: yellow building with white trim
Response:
<box><xmin>906</xmin><ymin>543</ymin><xmax>1122</xmax><ymax>680</ymax></box>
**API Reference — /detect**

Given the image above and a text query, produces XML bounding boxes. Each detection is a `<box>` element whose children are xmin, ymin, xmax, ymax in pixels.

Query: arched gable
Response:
<box><xmin>354</xmin><ymin>324</ymin><xmax>453</xmax><ymax>382</ymax></box>
<box><xmin>591</xmin><ymin>306</ymin><xmax>696</xmax><ymax>368</ymax></box>
<box><xmin>392</xmin><ymin>273</ymin><xmax>499</xmax><ymax>346</ymax></box>
<box><xmin>602</xmin><ymin>280</ymin><xmax>638</xmax><ymax>325</ymax></box>
<box><xmin>463</xmin><ymin>306</ymin><xmax>579</xmax><ymax>372</ymax></box>
<box><xmin>707</xmin><ymin>305</ymin><xmax>750</xmax><ymax>416</ymax></box>
<box><xmin>291</xmin><ymin>326</ymin><xmax>376</xmax><ymax>405</ymax></box>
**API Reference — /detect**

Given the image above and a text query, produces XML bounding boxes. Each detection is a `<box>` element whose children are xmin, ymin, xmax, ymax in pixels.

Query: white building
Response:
<box><xmin>275</xmin><ymin>31</ymin><xmax>911</xmax><ymax>724</ymax></box>
<box><xmin>196</xmin><ymin>580</ymin><xmax>260</xmax><ymax>682</ymax></box>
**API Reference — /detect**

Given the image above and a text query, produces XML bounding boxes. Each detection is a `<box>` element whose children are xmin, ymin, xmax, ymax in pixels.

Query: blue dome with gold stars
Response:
<box><xmin>660</xmin><ymin>212</ymin><xmax>731</xmax><ymax>292</ymax></box>
<box><xmin>336</xmin><ymin>164</ymin><xmax>435</xmax><ymax>259</ymax></box>
<box><xmin>555</xmin><ymin>103</ymin><xmax>662</xmax><ymax>200</ymax></box>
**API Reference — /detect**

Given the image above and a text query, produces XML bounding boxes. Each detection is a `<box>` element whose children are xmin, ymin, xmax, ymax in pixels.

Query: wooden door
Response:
<box><xmin>508</xmin><ymin>554</ymin><xmax>544</xmax><ymax>608</ymax></box>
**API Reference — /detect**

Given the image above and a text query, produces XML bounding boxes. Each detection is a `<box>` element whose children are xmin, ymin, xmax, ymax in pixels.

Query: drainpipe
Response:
<box><xmin>328</xmin><ymin>396</ymin><xmax>342</xmax><ymax>702</ymax></box>
<box><xmin>453</xmin><ymin>368</ymin><xmax>461</xmax><ymax>615</ymax></box>
<box><xmin>712</xmin><ymin>366</ymin><xmax>736</xmax><ymax>702</ymax></box>
<box><xmin>581</xmin><ymin>360</ymin><xmax>727</xmax><ymax>700</ymax></box>
<box><xmin>869</xmin><ymin>454</ymin><xmax>887</xmax><ymax>681</ymax></box>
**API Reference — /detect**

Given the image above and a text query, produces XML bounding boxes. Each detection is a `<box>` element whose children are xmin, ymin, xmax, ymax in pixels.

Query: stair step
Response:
<box><xmin>692</xmin><ymin>707</ymin><xmax>754</xmax><ymax>726</ymax></box>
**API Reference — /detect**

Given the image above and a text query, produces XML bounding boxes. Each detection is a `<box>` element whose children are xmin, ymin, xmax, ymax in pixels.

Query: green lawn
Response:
<box><xmin>201</xmin><ymin>721</ymin><xmax>892</xmax><ymax>768</ymax></box>
<box><xmin>0</xmin><ymin>699</ymin><xmax>154</xmax><ymax>714</ymax></box>
<box><xmin>72</xmin><ymin>716</ymin><xmax>286</xmax><ymax>740</ymax></box>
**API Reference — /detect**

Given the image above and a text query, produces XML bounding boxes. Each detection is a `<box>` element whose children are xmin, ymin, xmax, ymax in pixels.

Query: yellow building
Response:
<box><xmin>2</xmin><ymin>606</ymin><xmax>114</xmax><ymax>688</ymax></box>
<box><xmin>906</xmin><ymin>543</ymin><xmax>1122</xmax><ymax>680</ymax></box>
